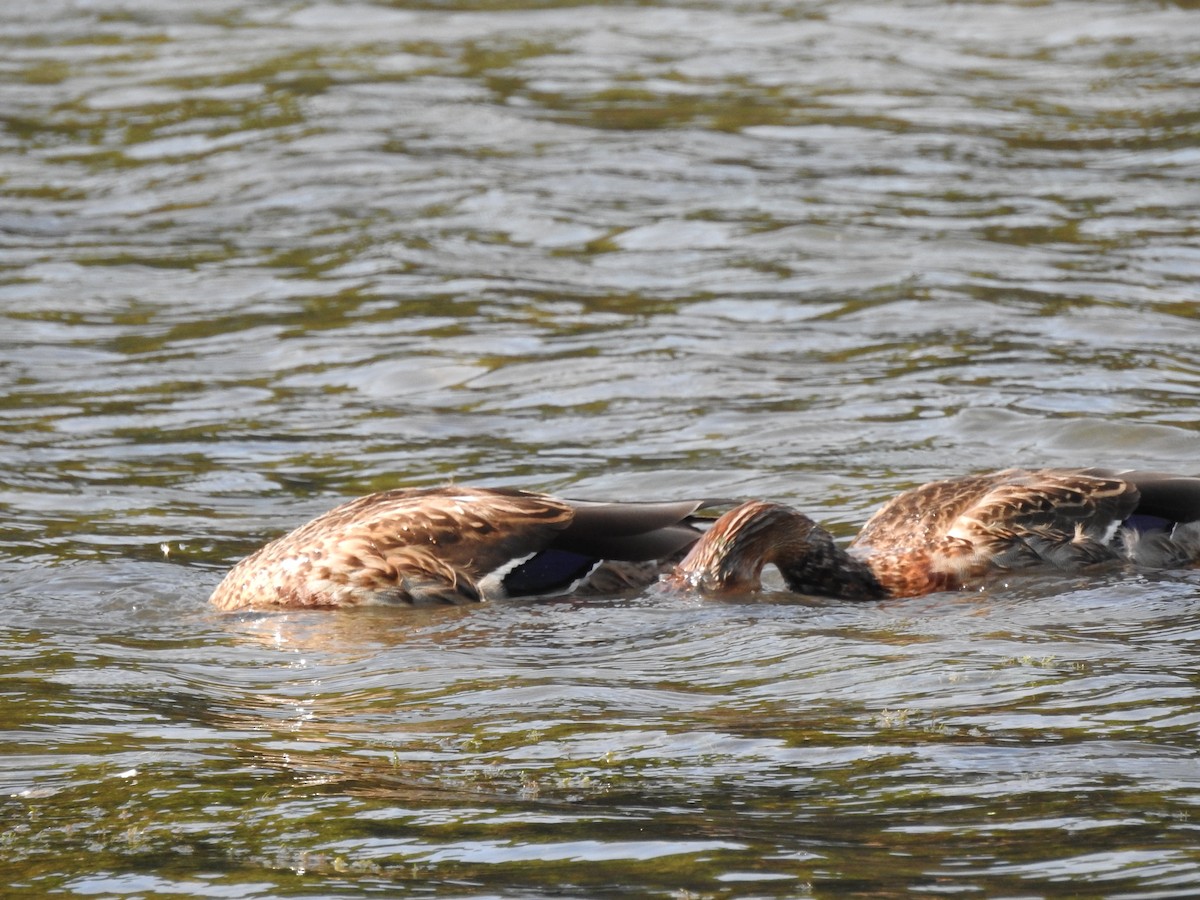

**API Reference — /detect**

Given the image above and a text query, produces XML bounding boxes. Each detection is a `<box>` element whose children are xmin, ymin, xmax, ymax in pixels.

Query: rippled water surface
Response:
<box><xmin>4</xmin><ymin>0</ymin><xmax>1200</xmax><ymax>896</ymax></box>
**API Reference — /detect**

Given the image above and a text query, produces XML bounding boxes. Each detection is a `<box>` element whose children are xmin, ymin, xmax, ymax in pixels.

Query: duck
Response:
<box><xmin>667</xmin><ymin>468</ymin><xmax>1200</xmax><ymax>600</ymax></box>
<box><xmin>210</xmin><ymin>486</ymin><xmax>727</xmax><ymax>611</ymax></box>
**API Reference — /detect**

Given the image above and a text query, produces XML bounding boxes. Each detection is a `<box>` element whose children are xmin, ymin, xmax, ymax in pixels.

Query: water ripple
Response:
<box><xmin>4</xmin><ymin>0</ymin><xmax>1200</xmax><ymax>896</ymax></box>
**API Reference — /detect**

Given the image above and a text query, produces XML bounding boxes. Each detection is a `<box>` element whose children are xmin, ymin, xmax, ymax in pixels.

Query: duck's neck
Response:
<box><xmin>773</xmin><ymin>520</ymin><xmax>886</xmax><ymax>600</ymax></box>
<box><xmin>672</xmin><ymin>500</ymin><xmax>888</xmax><ymax>600</ymax></box>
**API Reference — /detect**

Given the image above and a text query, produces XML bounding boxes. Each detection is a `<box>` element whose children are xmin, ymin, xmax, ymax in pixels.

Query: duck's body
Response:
<box><xmin>210</xmin><ymin>486</ymin><xmax>724</xmax><ymax>611</ymax></box>
<box><xmin>669</xmin><ymin>468</ymin><xmax>1200</xmax><ymax>600</ymax></box>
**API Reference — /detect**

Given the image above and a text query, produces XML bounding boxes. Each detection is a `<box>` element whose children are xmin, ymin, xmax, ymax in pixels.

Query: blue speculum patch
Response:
<box><xmin>502</xmin><ymin>549</ymin><xmax>599</xmax><ymax>596</ymax></box>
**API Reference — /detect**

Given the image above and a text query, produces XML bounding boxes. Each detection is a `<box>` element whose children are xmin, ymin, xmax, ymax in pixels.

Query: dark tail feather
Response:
<box><xmin>556</xmin><ymin>498</ymin><xmax>732</xmax><ymax>560</ymax></box>
<box><xmin>1084</xmin><ymin>469</ymin><xmax>1200</xmax><ymax>524</ymax></box>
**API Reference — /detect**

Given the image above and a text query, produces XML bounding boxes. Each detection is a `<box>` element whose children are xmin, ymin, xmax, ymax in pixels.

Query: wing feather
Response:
<box><xmin>852</xmin><ymin>468</ymin><xmax>1140</xmax><ymax>576</ymax></box>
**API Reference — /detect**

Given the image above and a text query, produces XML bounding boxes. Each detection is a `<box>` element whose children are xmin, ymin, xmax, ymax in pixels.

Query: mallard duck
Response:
<box><xmin>210</xmin><ymin>486</ymin><xmax>725</xmax><ymax>611</ymax></box>
<box><xmin>668</xmin><ymin>468</ymin><xmax>1200</xmax><ymax>599</ymax></box>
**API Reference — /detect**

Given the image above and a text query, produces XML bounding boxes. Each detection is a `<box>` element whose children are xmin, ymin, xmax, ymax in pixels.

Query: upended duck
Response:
<box><xmin>209</xmin><ymin>486</ymin><xmax>726</xmax><ymax>611</ymax></box>
<box><xmin>669</xmin><ymin>468</ymin><xmax>1200</xmax><ymax>599</ymax></box>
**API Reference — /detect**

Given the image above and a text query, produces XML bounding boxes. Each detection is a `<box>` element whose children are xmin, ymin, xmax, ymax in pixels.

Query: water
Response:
<box><xmin>3</xmin><ymin>0</ymin><xmax>1200</xmax><ymax>895</ymax></box>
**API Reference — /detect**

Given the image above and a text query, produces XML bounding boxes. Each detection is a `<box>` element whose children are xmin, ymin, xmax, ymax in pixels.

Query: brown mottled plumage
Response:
<box><xmin>669</xmin><ymin>468</ymin><xmax>1200</xmax><ymax>600</ymax></box>
<box><xmin>210</xmin><ymin>486</ymin><xmax>726</xmax><ymax>611</ymax></box>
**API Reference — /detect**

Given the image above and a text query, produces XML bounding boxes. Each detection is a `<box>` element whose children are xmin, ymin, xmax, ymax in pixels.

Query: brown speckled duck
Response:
<box><xmin>669</xmin><ymin>468</ymin><xmax>1200</xmax><ymax>600</ymax></box>
<box><xmin>210</xmin><ymin>486</ymin><xmax>726</xmax><ymax>611</ymax></box>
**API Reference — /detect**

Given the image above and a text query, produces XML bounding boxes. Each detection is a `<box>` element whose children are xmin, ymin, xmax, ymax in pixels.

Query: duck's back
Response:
<box><xmin>849</xmin><ymin>466</ymin><xmax>1200</xmax><ymax>578</ymax></box>
<box><xmin>849</xmin><ymin>468</ymin><xmax>1141</xmax><ymax>570</ymax></box>
<box><xmin>210</xmin><ymin>487</ymin><xmax>575</xmax><ymax>610</ymax></box>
